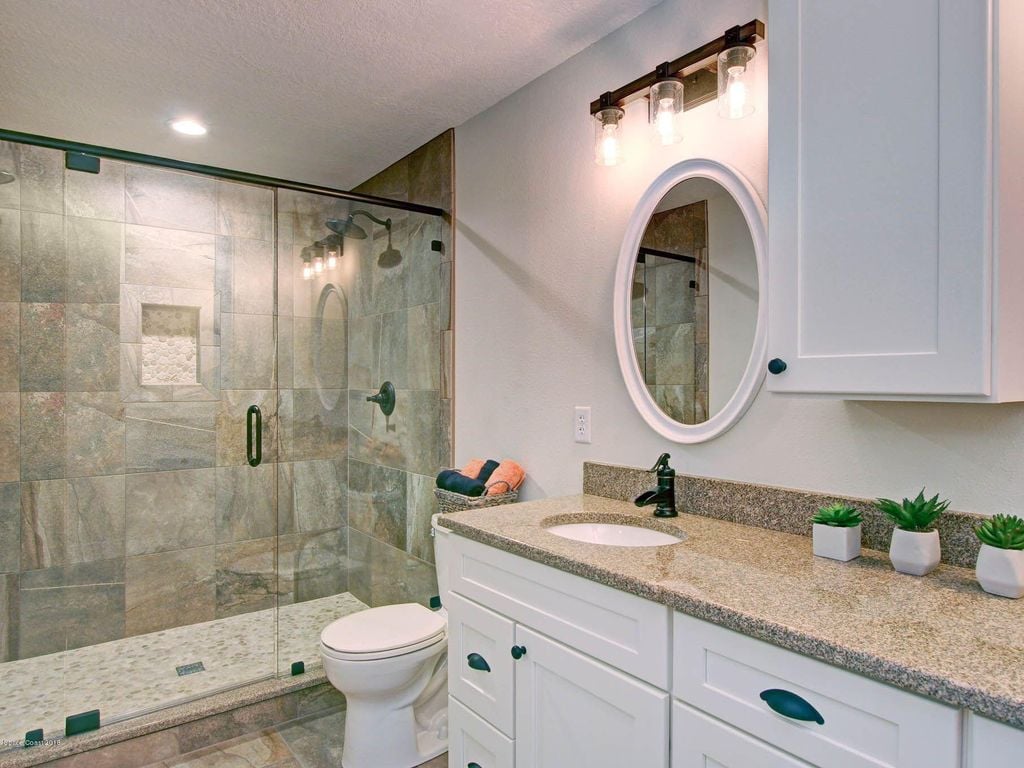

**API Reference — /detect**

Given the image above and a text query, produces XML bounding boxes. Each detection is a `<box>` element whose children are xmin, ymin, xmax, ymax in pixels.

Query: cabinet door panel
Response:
<box><xmin>449</xmin><ymin>696</ymin><xmax>515</xmax><ymax>768</ymax></box>
<box><xmin>672</xmin><ymin>701</ymin><xmax>813</xmax><ymax>768</ymax></box>
<box><xmin>447</xmin><ymin>592</ymin><xmax>516</xmax><ymax>737</ymax></box>
<box><xmin>514</xmin><ymin>626</ymin><xmax>669</xmax><ymax>768</ymax></box>
<box><xmin>768</xmin><ymin>0</ymin><xmax>991</xmax><ymax>395</ymax></box>
<box><xmin>965</xmin><ymin>712</ymin><xmax>1024</xmax><ymax>767</ymax></box>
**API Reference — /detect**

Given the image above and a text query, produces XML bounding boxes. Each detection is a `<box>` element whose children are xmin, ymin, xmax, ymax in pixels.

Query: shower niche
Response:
<box><xmin>140</xmin><ymin>304</ymin><xmax>201</xmax><ymax>385</ymax></box>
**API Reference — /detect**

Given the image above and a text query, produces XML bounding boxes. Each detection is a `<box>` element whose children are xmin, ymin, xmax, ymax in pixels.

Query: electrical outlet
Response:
<box><xmin>574</xmin><ymin>406</ymin><xmax>591</xmax><ymax>444</ymax></box>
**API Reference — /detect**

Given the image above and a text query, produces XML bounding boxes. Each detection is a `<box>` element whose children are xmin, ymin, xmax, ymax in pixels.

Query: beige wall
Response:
<box><xmin>454</xmin><ymin>0</ymin><xmax>1024</xmax><ymax>516</ymax></box>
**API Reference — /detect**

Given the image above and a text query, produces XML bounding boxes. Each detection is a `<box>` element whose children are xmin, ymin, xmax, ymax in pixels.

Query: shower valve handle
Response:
<box><xmin>366</xmin><ymin>381</ymin><xmax>396</xmax><ymax>416</ymax></box>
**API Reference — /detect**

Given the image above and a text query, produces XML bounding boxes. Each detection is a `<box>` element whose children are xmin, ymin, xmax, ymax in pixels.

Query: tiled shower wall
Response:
<box><xmin>344</xmin><ymin>130</ymin><xmax>454</xmax><ymax>607</ymax></box>
<box><xmin>0</xmin><ymin>142</ymin><xmax>344</xmax><ymax>663</ymax></box>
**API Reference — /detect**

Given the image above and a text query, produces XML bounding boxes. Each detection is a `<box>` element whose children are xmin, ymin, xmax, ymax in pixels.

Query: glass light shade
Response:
<box><xmin>301</xmin><ymin>261</ymin><xmax>313</xmax><ymax>280</ymax></box>
<box><xmin>313</xmin><ymin>253</ymin><xmax>325</xmax><ymax>273</ymax></box>
<box><xmin>717</xmin><ymin>45</ymin><xmax>756</xmax><ymax>119</ymax></box>
<box><xmin>594</xmin><ymin>107</ymin><xmax>625</xmax><ymax>166</ymax></box>
<box><xmin>649</xmin><ymin>79</ymin><xmax>684</xmax><ymax>145</ymax></box>
<box><xmin>326</xmin><ymin>247</ymin><xmax>339</xmax><ymax>269</ymax></box>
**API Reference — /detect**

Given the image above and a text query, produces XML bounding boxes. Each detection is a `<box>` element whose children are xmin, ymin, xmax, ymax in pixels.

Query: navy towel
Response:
<box><xmin>436</xmin><ymin>469</ymin><xmax>485</xmax><ymax>497</ymax></box>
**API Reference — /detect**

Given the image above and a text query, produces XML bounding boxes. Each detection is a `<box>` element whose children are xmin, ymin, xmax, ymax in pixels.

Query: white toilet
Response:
<box><xmin>320</xmin><ymin>514</ymin><xmax>451</xmax><ymax>768</ymax></box>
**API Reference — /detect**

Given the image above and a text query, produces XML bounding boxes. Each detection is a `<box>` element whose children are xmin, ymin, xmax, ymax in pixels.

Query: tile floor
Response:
<box><xmin>140</xmin><ymin>708</ymin><xmax>448</xmax><ymax>768</ymax></box>
<box><xmin>0</xmin><ymin>593</ymin><xmax>367</xmax><ymax>748</ymax></box>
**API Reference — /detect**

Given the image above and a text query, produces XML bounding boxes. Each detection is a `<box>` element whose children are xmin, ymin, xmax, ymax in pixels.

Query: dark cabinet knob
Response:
<box><xmin>510</xmin><ymin>645</ymin><xmax>527</xmax><ymax>660</ymax></box>
<box><xmin>768</xmin><ymin>358</ymin><xmax>788</xmax><ymax>375</ymax></box>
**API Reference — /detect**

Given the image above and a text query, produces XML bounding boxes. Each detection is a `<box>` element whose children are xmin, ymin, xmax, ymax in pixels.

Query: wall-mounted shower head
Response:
<box><xmin>326</xmin><ymin>216</ymin><xmax>368</xmax><ymax>240</ymax></box>
<box><xmin>326</xmin><ymin>210</ymin><xmax>403</xmax><ymax>267</ymax></box>
<box><xmin>0</xmin><ymin>171</ymin><xmax>15</xmax><ymax>185</ymax></box>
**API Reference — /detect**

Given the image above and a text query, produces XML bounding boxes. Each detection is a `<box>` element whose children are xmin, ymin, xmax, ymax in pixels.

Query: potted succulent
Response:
<box><xmin>811</xmin><ymin>504</ymin><xmax>862</xmax><ymax>561</ymax></box>
<box><xmin>974</xmin><ymin>514</ymin><xmax>1024</xmax><ymax>598</ymax></box>
<box><xmin>876</xmin><ymin>490</ymin><xmax>949</xmax><ymax>576</ymax></box>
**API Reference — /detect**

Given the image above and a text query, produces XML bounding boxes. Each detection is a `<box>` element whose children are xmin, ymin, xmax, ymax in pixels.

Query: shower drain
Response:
<box><xmin>176</xmin><ymin>661</ymin><xmax>206</xmax><ymax>677</ymax></box>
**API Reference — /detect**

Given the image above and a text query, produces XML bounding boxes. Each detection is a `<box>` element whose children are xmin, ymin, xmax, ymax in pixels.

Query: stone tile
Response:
<box><xmin>66</xmin><ymin>159</ymin><xmax>126</xmax><ymax>221</ymax></box>
<box><xmin>276</xmin><ymin>708</ymin><xmax>346</xmax><ymax>768</ymax></box>
<box><xmin>278</xmin><ymin>459</ymin><xmax>347</xmax><ymax>535</ymax></box>
<box><xmin>126</xmin><ymin>165</ymin><xmax>217</xmax><ymax>233</ymax></box>
<box><xmin>216</xmin><ymin>464</ymin><xmax>276</xmax><ymax>543</ymax></box>
<box><xmin>277</xmin><ymin>315</ymin><xmax>294</xmax><ymax>388</ymax></box>
<box><xmin>43</xmin><ymin>729</ymin><xmax>181</xmax><ymax>768</ymax></box>
<box><xmin>21</xmin><ymin>209</ymin><xmax>67</xmax><ymax>301</ymax></box>
<box><xmin>217</xmin><ymin>181</ymin><xmax>274</xmax><ymax>241</ymax></box>
<box><xmin>655</xmin><ymin>322</ymin><xmax>695</xmax><ymax>386</ymax></box>
<box><xmin>67</xmin><ymin>303</ymin><xmax>120</xmax><ymax>391</ymax></box>
<box><xmin>407</xmin><ymin>302</ymin><xmax>440</xmax><ymax>390</ymax></box>
<box><xmin>0</xmin><ymin>141</ymin><xmax>19</xmax><ymax>209</ymax></box>
<box><xmin>231</xmin><ymin>237</ymin><xmax>275</xmax><ymax>315</ymax></box>
<box><xmin>654</xmin><ymin>260</ymin><xmax>696</xmax><ymax>326</ymax></box>
<box><xmin>348</xmin><ymin>528</ymin><xmax>436</xmax><ymax>609</ymax></box>
<box><xmin>20</xmin><ymin>478</ymin><xmax>67</xmax><ymax>570</ymax></box>
<box><xmin>215</xmin><ymin>536</ymin><xmax>276</xmax><ymax>618</ymax></box>
<box><xmin>347</xmin><ymin>314</ymin><xmax>381</xmax><ymax>391</ymax></box>
<box><xmin>166</xmin><ymin>728</ymin><xmax>297</xmax><ymax>768</ymax></box>
<box><xmin>348</xmin><ymin>388</ymin><xmax>439</xmax><ymax>476</ymax></box>
<box><xmin>18</xmin><ymin>559</ymin><xmax>125</xmax><ymax>657</ymax></box>
<box><xmin>406</xmin><ymin>219</ymin><xmax>442</xmax><ymax>308</ymax></box>
<box><xmin>126</xmin><ymin>401</ymin><xmax>216</xmax><ymax>472</ymax></box>
<box><xmin>21</xmin><ymin>391</ymin><xmax>66</xmax><ymax>480</ymax></box>
<box><xmin>407</xmin><ymin>472</ymin><xmax>439</xmax><ymax>563</ymax></box>
<box><xmin>17</xmin><ymin>144</ymin><xmax>63</xmax><ymax>214</ymax></box>
<box><xmin>216</xmin><ymin>389</ymin><xmax>278</xmax><ymax>466</ymax></box>
<box><xmin>0</xmin><ymin>206</ymin><xmax>20</xmax><ymax>301</ymax></box>
<box><xmin>408</xmin><ymin>130</ymin><xmax>453</xmax><ymax>210</ymax></box>
<box><xmin>0</xmin><ymin>572</ymin><xmax>16</xmax><ymax>662</ymax></box>
<box><xmin>0</xmin><ymin>392</ymin><xmax>19</xmax><ymax>482</ymax></box>
<box><xmin>279</xmin><ymin>389</ymin><xmax>347</xmax><ymax>463</ymax></box>
<box><xmin>125</xmin><ymin>468</ymin><xmax>216</xmax><ymax>555</ymax></box>
<box><xmin>379</xmin><ymin>308</ymin><xmax>409</xmax><ymax>386</ymax></box>
<box><xmin>279</xmin><ymin>528</ymin><xmax>347</xmax><ymax>605</ymax></box>
<box><xmin>67</xmin><ymin>216</ymin><xmax>123</xmax><ymax>303</ymax></box>
<box><xmin>66</xmin><ymin>474</ymin><xmax>126</xmax><ymax>564</ymax></box>
<box><xmin>125</xmin><ymin>224</ymin><xmax>216</xmax><ymax>289</ymax></box>
<box><xmin>439</xmin><ymin>259</ymin><xmax>452</xmax><ymax>331</ymax></box>
<box><xmin>20</xmin><ymin>301</ymin><xmax>65</xmax><ymax>391</ymax></box>
<box><xmin>125</xmin><ymin>545</ymin><xmax>215</xmax><ymax>636</ymax></box>
<box><xmin>0</xmin><ymin>301</ymin><xmax>18</xmax><ymax>391</ymax></box>
<box><xmin>348</xmin><ymin>460</ymin><xmax>407</xmax><ymax>550</ymax></box>
<box><xmin>66</xmin><ymin>391</ymin><xmax>126</xmax><ymax>477</ymax></box>
<box><xmin>0</xmin><ymin>481</ymin><xmax>20</xmax><ymax>573</ymax></box>
<box><xmin>221</xmin><ymin>313</ymin><xmax>276</xmax><ymax>389</ymax></box>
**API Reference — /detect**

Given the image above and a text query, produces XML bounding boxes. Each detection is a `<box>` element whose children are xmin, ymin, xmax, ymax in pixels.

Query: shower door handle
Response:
<box><xmin>246</xmin><ymin>405</ymin><xmax>262</xmax><ymax>467</ymax></box>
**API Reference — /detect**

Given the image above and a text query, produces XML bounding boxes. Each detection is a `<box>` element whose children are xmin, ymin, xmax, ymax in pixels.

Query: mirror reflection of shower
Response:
<box><xmin>329</xmin><ymin>209</ymin><xmax>404</xmax><ymax>270</ymax></box>
<box><xmin>0</xmin><ymin>170</ymin><xmax>15</xmax><ymax>184</ymax></box>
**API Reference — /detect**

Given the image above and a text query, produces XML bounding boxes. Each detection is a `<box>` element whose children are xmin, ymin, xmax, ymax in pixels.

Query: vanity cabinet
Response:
<box><xmin>767</xmin><ymin>0</ymin><xmax>1024</xmax><ymax>400</ymax></box>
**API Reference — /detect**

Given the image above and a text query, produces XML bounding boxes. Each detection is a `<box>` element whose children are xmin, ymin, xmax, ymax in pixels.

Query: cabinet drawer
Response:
<box><xmin>447</xmin><ymin>591</ymin><xmax>516</xmax><ymax>737</ymax></box>
<box><xmin>672</xmin><ymin>700</ymin><xmax>813</xmax><ymax>768</ymax></box>
<box><xmin>965</xmin><ymin>712</ymin><xmax>1024</xmax><ymax>767</ymax></box>
<box><xmin>672</xmin><ymin>612</ymin><xmax>960</xmax><ymax>768</ymax></box>
<box><xmin>449</xmin><ymin>534</ymin><xmax>670</xmax><ymax>688</ymax></box>
<box><xmin>449</xmin><ymin>695</ymin><xmax>514</xmax><ymax>768</ymax></box>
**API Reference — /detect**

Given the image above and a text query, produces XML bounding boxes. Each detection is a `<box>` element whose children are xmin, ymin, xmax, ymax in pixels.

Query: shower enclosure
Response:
<box><xmin>0</xmin><ymin>133</ymin><xmax>451</xmax><ymax>749</ymax></box>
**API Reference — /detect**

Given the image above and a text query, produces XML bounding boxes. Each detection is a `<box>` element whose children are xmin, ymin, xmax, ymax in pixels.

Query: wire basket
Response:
<box><xmin>434</xmin><ymin>484</ymin><xmax>519</xmax><ymax>515</ymax></box>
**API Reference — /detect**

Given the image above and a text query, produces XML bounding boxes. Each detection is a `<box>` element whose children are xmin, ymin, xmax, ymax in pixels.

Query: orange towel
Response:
<box><xmin>485</xmin><ymin>460</ymin><xmax>525</xmax><ymax>496</ymax></box>
<box><xmin>461</xmin><ymin>459</ymin><xmax>485</xmax><ymax>479</ymax></box>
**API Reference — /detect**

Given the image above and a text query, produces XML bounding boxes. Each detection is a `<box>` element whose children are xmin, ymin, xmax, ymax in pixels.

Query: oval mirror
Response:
<box><xmin>614</xmin><ymin>159</ymin><xmax>767</xmax><ymax>443</ymax></box>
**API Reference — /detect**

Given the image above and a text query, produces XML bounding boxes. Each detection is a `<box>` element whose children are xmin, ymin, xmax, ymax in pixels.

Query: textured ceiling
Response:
<box><xmin>0</xmin><ymin>0</ymin><xmax>661</xmax><ymax>190</ymax></box>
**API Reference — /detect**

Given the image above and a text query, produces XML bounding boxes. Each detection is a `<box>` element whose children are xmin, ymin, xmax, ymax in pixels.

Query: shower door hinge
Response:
<box><xmin>65</xmin><ymin>152</ymin><xmax>100</xmax><ymax>174</ymax></box>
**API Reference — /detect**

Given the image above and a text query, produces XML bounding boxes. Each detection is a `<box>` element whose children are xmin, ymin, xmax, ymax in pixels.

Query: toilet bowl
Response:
<box><xmin>320</xmin><ymin>514</ymin><xmax>451</xmax><ymax>768</ymax></box>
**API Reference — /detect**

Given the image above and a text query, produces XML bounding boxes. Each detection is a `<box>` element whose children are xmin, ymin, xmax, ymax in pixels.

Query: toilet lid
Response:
<box><xmin>321</xmin><ymin>603</ymin><xmax>446</xmax><ymax>655</ymax></box>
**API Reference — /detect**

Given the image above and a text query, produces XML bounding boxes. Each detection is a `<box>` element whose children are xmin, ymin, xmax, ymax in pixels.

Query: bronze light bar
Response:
<box><xmin>589</xmin><ymin>19</ymin><xmax>766</xmax><ymax>116</ymax></box>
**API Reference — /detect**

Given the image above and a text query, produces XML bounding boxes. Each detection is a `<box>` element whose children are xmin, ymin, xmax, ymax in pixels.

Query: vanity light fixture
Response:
<box><xmin>301</xmin><ymin>253</ymin><xmax>314</xmax><ymax>281</ymax></box>
<box><xmin>590</xmin><ymin>19</ymin><xmax>764</xmax><ymax>164</ymax></box>
<box><xmin>312</xmin><ymin>246</ymin><xmax>325</xmax><ymax>274</ymax></box>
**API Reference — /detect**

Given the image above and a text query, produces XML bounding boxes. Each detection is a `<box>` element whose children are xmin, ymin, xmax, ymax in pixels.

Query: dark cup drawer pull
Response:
<box><xmin>468</xmin><ymin>763</ymin><xmax>482</xmax><ymax>768</ymax></box>
<box><xmin>759</xmin><ymin>688</ymin><xmax>824</xmax><ymax>725</ymax></box>
<box><xmin>467</xmin><ymin>653</ymin><xmax>491</xmax><ymax>672</ymax></box>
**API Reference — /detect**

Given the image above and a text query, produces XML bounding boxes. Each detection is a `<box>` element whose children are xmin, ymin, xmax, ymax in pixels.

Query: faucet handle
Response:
<box><xmin>649</xmin><ymin>453</ymin><xmax>672</xmax><ymax>473</ymax></box>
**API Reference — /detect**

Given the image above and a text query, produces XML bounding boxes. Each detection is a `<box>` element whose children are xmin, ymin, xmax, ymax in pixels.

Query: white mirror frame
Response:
<box><xmin>613</xmin><ymin>158</ymin><xmax>768</xmax><ymax>444</ymax></box>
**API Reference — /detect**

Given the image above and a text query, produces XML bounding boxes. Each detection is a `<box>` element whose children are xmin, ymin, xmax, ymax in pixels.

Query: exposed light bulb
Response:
<box><xmin>655</xmin><ymin>98</ymin><xmax>677</xmax><ymax>145</ymax></box>
<box><xmin>326</xmin><ymin>249</ymin><xmax>339</xmax><ymax>269</ymax></box>
<box><xmin>726</xmin><ymin>69</ymin><xmax>748</xmax><ymax>119</ymax></box>
<box><xmin>594</xmin><ymin>106</ymin><xmax>625</xmax><ymax>166</ymax></box>
<box><xmin>601</xmin><ymin>124</ymin><xmax>620</xmax><ymax>165</ymax></box>
<box><xmin>717</xmin><ymin>44</ymin><xmax>755</xmax><ymax>119</ymax></box>
<box><xmin>648</xmin><ymin>78</ymin><xmax>683</xmax><ymax>146</ymax></box>
<box><xmin>313</xmin><ymin>255</ymin><xmax>325</xmax><ymax>273</ymax></box>
<box><xmin>302</xmin><ymin>262</ymin><xmax>313</xmax><ymax>280</ymax></box>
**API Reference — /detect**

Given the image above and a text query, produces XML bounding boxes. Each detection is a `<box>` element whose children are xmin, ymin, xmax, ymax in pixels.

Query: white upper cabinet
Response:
<box><xmin>767</xmin><ymin>0</ymin><xmax>1024</xmax><ymax>400</ymax></box>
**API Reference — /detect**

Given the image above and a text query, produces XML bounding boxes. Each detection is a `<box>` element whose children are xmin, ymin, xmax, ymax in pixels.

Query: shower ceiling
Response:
<box><xmin>0</xmin><ymin>0</ymin><xmax>661</xmax><ymax>188</ymax></box>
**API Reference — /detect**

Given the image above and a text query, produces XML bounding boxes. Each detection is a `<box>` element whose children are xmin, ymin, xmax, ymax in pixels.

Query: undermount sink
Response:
<box><xmin>545</xmin><ymin>521</ymin><xmax>683</xmax><ymax>547</ymax></box>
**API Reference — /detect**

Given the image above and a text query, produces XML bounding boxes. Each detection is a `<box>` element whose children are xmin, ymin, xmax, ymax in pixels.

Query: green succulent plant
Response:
<box><xmin>975</xmin><ymin>514</ymin><xmax>1024</xmax><ymax>550</ymax></box>
<box><xmin>811</xmin><ymin>503</ymin><xmax>863</xmax><ymax>528</ymax></box>
<box><xmin>876</xmin><ymin>490</ymin><xmax>950</xmax><ymax>532</ymax></box>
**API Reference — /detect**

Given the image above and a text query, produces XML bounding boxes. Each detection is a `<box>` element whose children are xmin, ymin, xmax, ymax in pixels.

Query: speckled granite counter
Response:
<box><xmin>439</xmin><ymin>494</ymin><xmax>1024</xmax><ymax>729</ymax></box>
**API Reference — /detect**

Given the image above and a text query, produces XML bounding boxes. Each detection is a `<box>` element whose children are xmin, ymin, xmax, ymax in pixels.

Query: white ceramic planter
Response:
<box><xmin>812</xmin><ymin>524</ymin><xmax>861</xmax><ymax>561</ymax></box>
<box><xmin>976</xmin><ymin>544</ymin><xmax>1024</xmax><ymax>598</ymax></box>
<box><xmin>889</xmin><ymin>528</ymin><xmax>941</xmax><ymax>576</ymax></box>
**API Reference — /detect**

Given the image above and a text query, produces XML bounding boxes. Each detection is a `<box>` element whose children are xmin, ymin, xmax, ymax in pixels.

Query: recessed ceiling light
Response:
<box><xmin>169</xmin><ymin>118</ymin><xmax>208</xmax><ymax>136</ymax></box>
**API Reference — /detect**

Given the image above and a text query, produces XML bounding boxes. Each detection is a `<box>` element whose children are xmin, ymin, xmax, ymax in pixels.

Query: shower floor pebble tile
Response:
<box><xmin>0</xmin><ymin>593</ymin><xmax>367</xmax><ymax>749</ymax></box>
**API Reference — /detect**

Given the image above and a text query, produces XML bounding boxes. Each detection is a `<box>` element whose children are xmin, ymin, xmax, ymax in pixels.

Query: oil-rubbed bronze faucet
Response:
<box><xmin>634</xmin><ymin>453</ymin><xmax>677</xmax><ymax>517</ymax></box>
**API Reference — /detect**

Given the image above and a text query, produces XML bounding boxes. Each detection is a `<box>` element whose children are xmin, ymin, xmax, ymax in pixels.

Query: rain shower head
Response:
<box><xmin>0</xmin><ymin>171</ymin><xmax>15</xmax><ymax>185</ymax></box>
<box><xmin>325</xmin><ymin>216</ymin><xmax>368</xmax><ymax>240</ymax></box>
<box><xmin>326</xmin><ymin>210</ymin><xmax>403</xmax><ymax>267</ymax></box>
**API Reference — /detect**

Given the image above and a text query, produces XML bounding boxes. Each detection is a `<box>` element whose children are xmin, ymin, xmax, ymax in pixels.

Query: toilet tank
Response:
<box><xmin>431</xmin><ymin>514</ymin><xmax>451</xmax><ymax>606</ymax></box>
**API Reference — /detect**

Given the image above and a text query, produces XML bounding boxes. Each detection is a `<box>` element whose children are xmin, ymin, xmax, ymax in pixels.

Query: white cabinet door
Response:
<box><xmin>768</xmin><ymin>0</ymin><xmax>992</xmax><ymax>397</ymax></box>
<box><xmin>447</xmin><ymin>592</ymin><xmax>516</xmax><ymax>737</ymax></box>
<box><xmin>672</xmin><ymin>701</ymin><xmax>813</xmax><ymax>768</ymax></box>
<box><xmin>449</xmin><ymin>696</ymin><xmax>515</xmax><ymax>768</ymax></box>
<box><xmin>514</xmin><ymin>626</ymin><xmax>669</xmax><ymax>768</ymax></box>
<box><xmin>965</xmin><ymin>712</ymin><xmax>1024</xmax><ymax>767</ymax></box>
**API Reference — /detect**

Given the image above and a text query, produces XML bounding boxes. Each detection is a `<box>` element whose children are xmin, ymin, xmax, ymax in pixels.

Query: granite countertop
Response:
<box><xmin>439</xmin><ymin>494</ymin><xmax>1024</xmax><ymax>729</ymax></box>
